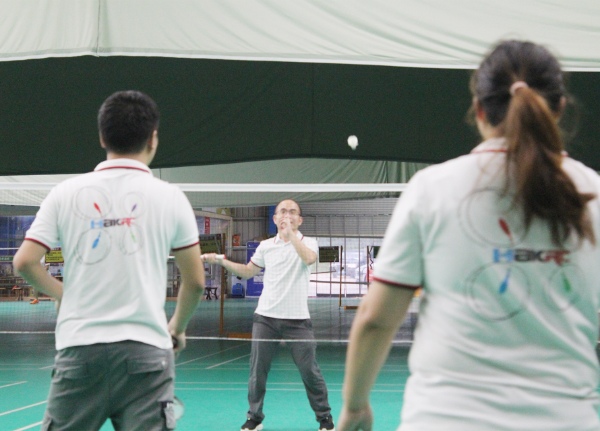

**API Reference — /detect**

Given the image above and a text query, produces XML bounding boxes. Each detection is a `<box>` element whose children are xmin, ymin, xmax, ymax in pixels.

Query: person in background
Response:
<box><xmin>13</xmin><ymin>90</ymin><xmax>205</xmax><ymax>431</ymax></box>
<box><xmin>203</xmin><ymin>199</ymin><xmax>335</xmax><ymax>431</ymax></box>
<box><xmin>338</xmin><ymin>40</ymin><xmax>600</xmax><ymax>431</ymax></box>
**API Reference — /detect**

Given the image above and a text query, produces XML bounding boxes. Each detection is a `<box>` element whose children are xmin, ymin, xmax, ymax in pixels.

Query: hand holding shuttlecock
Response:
<box><xmin>347</xmin><ymin>135</ymin><xmax>358</xmax><ymax>150</ymax></box>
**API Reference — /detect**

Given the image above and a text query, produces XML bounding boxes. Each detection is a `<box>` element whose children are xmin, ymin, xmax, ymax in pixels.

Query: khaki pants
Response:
<box><xmin>42</xmin><ymin>341</ymin><xmax>176</xmax><ymax>431</ymax></box>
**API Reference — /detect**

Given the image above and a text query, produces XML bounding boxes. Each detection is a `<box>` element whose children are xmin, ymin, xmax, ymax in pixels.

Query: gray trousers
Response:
<box><xmin>42</xmin><ymin>341</ymin><xmax>176</xmax><ymax>431</ymax></box>
<box><xmin>247</xmin><ymin>313</ymin><xmax>331</xmax><ymax>422</ymax></box>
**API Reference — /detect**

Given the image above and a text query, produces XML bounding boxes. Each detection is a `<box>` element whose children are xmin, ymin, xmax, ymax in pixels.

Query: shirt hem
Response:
<box><xmin>255</xmin><ymin>310</ymin><xmax>310</xmax><ymax>320</ymax></box>
<box><xmin>56</xmin><ymin>336</ymin><xmax>172</xmax><ymax>351</ymax></box>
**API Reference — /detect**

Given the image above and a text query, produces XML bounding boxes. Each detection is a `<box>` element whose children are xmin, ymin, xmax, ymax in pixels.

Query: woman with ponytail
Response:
<box><xmin>339</xmin><ymin>40</ymin><xmax>600</xmax><ymax>431</ymax></box>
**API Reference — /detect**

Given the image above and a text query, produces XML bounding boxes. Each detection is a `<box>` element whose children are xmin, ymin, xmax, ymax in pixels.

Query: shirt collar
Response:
<box><xmin>470</xmin><ymin>137</ymin><xmax>568</xmax><ymax>157</ymax></box>
<box><xmin>94</xmin><ymin>158</ymin><xmax>153</xmax><ymax>175</ymax></box>
<box><xmin>274</xmin><ymin>230</ymin><xmax>303</xmax><ymax>243</ymax></box>
<box><xmin>470</xmin><ymin>137</ymin><xmax>507</xmax><ymax>154</ymax></box>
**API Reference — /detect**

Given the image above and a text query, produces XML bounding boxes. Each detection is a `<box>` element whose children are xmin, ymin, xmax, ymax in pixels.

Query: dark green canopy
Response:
<box><xmin>1</xmin><ymin>56</ymin><xmax>598</xmax><ymax>176</ymax></box>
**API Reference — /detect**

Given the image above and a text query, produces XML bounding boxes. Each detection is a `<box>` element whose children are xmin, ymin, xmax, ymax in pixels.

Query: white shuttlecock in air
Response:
<box><xmin>347</xmin><ymin>135</ymin><xmax>358</xmax><ymax>150</ymax></box>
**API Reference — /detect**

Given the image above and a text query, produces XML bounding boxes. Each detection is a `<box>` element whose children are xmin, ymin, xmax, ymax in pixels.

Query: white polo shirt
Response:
<box><xmin>250</xmin><ymin>231</ymin><xmax>318</xmax><ymax>319</ymax></box>
<box><xmin>25</xmin><ymin>159</ymin><xmax>199</xmax><ymax>350</ymax></box>
<box><xmin>375</xmin><ymin>138</ymin><xmax>600</xmax><ymax>430</ymax></box>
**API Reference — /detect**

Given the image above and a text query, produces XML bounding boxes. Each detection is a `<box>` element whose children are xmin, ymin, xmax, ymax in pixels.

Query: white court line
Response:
<box><xmin>178</xmin><ymin>381</ymin><xmax>324</xmax><ymax>386</ymax></box>
<box><xmin>189</xmin><ymin>336</ymin><xmax>412</xmax><ymax>345</ymax></box>
<box><xmin>0</xmin><ymin>381</ymin><xmax>26</xmax><ymax>389</ymax></box>
<box><xmin>0</xmin><ymin>331</ymin><xmax>54</xmax><ymax>335</ymax></box>
<box><xmin>180</xmin><ymin>365</ymin><xmax>409</xmax><ymax>372</ymax></box>
<box><xmin>177</xmin><ymin>381</ymin><xmax>330</xmax><ymax>385</ymax></box>
<box><xmin>176</xmin><ymin>381</ymin><xmax>402</xmax><ymax>387</ymax></box>
<box><xmin>176</xmin><ymin>387</ymin><xmax>404</xmax><ymax>393</ymax></box>
<box><xmin>192</xmin><ymin>337</ymin><xmax>346</xmax><ymax>343</ymax></box>
<box><xmin>205</xmin><ymin>354</ymin><xmax>250</xmax><ymax>369</ymax></box>
<box><xmin>176</xmin><ymin>342</ymin><xmax>247</xmax><ymax>366</ymax></box>
<box><xmin>0</xmin><ymin>401</ymin><xmax>46</xmax><ymax>417</ymax></box>
<box><xmin>0</xmin><ymin>364</ymin><xmax>47</xmax><ymax>366</ymax></box>
<box><xmin>12</xmin><ymin>421</ymin><xmax>43</xmax><ymax>431</ymax></box>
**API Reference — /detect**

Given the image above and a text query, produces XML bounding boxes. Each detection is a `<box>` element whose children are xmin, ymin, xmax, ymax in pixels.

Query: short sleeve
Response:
<box><xmin>25</xmin><ymin>186</ymin><xmax>61</xmax><ymax>250</ymax></box>
<box><xmin>373</xmin><ymin>172</ymin><xmax>425</xmax><ymax>288</ymax></box>
<box><xmin>171</xmin><ymin>188</ymin><xmax>200</xmax><ymax>251</ymax></box>
<box><xmin>250</xmin><ymin>241</ymin><xmax>266</xmax><ymax>268</ymax></box>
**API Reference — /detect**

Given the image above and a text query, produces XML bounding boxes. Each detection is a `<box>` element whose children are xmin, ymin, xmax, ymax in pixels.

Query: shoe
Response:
<box><xmin>241</xmin><ymin>417</ymin><xmax>263</xmax><ymax>431</ymax></box>
<box><xmin>318</xmin><ymin>415</ymin><xmax>335</xmax><ymax>431</ymax></box>
<box><xmin>30</xmin><ymin>299</ymin><xmax>39</xmax><ymax>304</ymax></box>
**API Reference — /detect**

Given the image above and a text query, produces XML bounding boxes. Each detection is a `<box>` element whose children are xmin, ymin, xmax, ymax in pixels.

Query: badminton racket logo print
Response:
<box><xmin>73</xmin><ymin>187</ymin><xmax>145</xmax><ymax>264</ymax></box>
<box><xmin>497</xmin><ymin>218</ymin><xmax>513</xmax><ymax>295</ymax></box>
<box><xmin>459</xmin><ymin>189</ymin><xmax>581</xmax><ymax>321</ymax></box>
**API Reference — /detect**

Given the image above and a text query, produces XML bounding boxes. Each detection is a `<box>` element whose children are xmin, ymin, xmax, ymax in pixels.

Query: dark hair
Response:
<box><xmin>470</xmin><ymin>40</ymin><xmax>595</xmax><ymax>246</ymax></box>
<box><xmin>97</xmin><ymin>90</ymin><xmax>160</xmax><ymax>154</ymax></box>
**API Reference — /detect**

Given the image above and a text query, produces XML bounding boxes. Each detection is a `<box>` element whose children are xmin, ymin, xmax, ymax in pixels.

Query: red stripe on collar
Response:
<box><xmin>471</xmin><ymin>149</ymin><xmax>507</xmax><ymax>154</ymax></box>
<box><xmin>471</xmin><ymin>148</ymin><xmax>568</xmax><ymax>156</ymax></box>
<box><xmin>275</xmin><ymin>234</ymin><xmax>304</xmax><ymax>242</ymax></box>
<box><xmin>96</xmin><ymin>166</ymin><xmax>150</xmax><ymax>173</ymax></box>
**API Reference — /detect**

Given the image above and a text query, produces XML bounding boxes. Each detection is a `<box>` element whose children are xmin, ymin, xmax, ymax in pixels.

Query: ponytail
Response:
<box><xmin>504</xmin><ymin>87</ymin><xmax>595</xmax><ymax>246</ymax></box>
<box><xmin>471</xmin><ymin>40</ymin><xmax>596</xmax><ymax>247</ymax></box>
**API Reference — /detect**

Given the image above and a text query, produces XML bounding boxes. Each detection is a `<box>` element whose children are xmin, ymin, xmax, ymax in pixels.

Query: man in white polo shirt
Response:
<box><xmin>13</xmin><ymin>90</ymin><xmax>205</xmax><ymax>431</ymax></box>
<box><xmin>203</xmin><ymin>199</ymin><xmax>335</xmax><ymax>431</ymax></box>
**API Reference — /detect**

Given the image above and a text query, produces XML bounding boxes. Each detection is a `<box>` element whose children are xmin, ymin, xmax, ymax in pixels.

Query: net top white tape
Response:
<box><xmin>0</xmin><ymin>183</ymin><xmax>408</xmax><ymax>192</ymax></box>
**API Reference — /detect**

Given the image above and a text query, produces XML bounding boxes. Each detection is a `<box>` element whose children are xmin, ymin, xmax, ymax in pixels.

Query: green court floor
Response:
<box><xmin>0</xmin><ymin>335</ymin><xmax>409</xmax><ymax>431</ymax></box>
<box><xmin>3</xmin><ymin>298</ymin><xmax>600</xmax><ymax>430</ymax></box>
<box><xmin>0</xmin><ymin>298</ymin><xmax>410</xmax><ymax>430</ymax></box>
